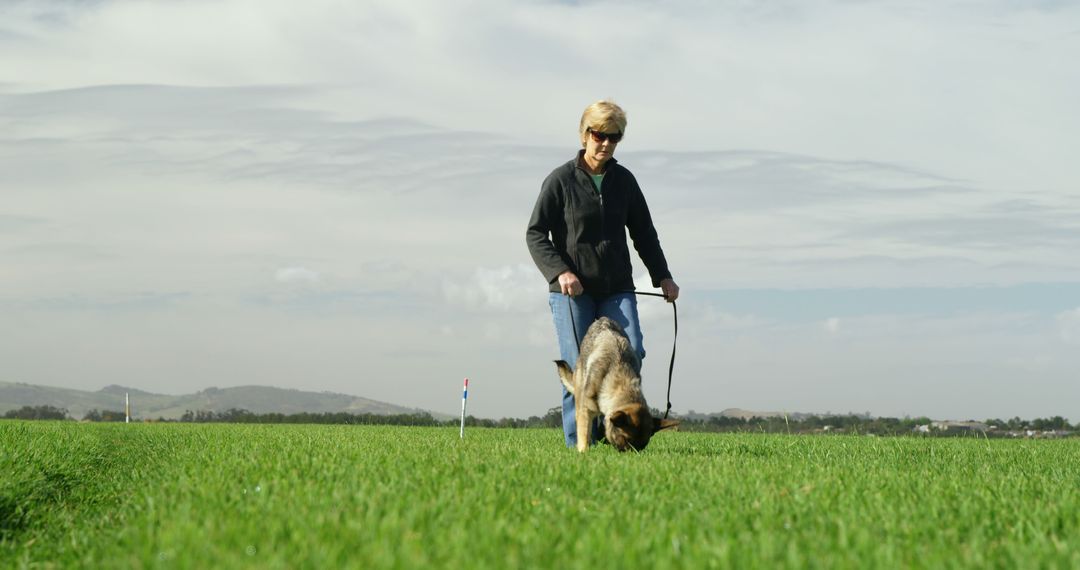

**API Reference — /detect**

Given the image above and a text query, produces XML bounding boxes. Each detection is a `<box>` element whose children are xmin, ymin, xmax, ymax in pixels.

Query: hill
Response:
<box><xmin>0</xmin><ymin>381</ymin><xmax>447</xmax><ymax>421</ymax></box>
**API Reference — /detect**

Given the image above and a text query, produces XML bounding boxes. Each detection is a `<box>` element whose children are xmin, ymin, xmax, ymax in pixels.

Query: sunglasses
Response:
<box><xmin>588</xmin><ymin>128</ymin><xmax>623</xmax><ymax>144</ymax></box>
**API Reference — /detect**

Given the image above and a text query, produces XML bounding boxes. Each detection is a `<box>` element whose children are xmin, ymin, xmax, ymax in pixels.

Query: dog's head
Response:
<box><xmin>604</xmin><ymin>403</ymin><xmax>680</xmax><ymax>452</ymax></box>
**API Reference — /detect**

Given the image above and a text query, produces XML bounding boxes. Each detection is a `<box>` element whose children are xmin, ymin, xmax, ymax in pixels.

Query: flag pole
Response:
<box><xmin>459</xmin><ymin>378</ymin><xmax>469</xmax><ymax>438</ymax></box>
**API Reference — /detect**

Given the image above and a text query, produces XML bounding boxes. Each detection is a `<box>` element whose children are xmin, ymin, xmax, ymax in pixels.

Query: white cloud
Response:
<box><xmin>1</xmin><ymin>0</ymin><xmax>1076</xmax><ymax>194</ymax></box>
<box><xmin>697</xmin><ymin>307</ymin><xmax>769</xmax><ymax>332</ymax></box>
<box><xmin>632</xmin><ymin>272</ymin><xmax>672</xmax><ymax>321</ymax></box>
<box><xmin>443</xmin><ymin>264</ymin><xmax>541</xmax><ymax>312</ymax></box>
<box><xmin>1057</xmin><ymin>308</ymin><xmax>1080</xmax><ymax>344</ymax></box>
<box><xmin>824</xmin><ymin>317</ymin><xmax>840</xmax><ymax>334</ymax></box>
<box><xmin>274</xmin><ymin>267</ymin><xmax>320</xmax><ymax>285</ymax></box>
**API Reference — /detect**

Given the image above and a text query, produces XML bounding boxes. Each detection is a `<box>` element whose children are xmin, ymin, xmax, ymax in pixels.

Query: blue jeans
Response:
<box><xmin>548</xmin><ymin>292</ymin><xmax>645</xmax><ymax>448</ymax></box>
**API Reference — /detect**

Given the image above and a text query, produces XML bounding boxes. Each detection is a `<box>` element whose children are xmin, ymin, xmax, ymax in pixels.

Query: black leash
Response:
<box><xmin>566</xmin><ymin>291</ymin><xmax>678</xmax><ymax>419</ymax></box>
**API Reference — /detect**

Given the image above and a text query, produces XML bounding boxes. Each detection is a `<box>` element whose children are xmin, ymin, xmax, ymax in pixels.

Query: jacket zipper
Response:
<box><xmin>591</xmin><ymin>170</ymin><xmax>608</xmax><ymax>291</ymax></box>
<box><xmin>577</xmin><ymin>164</ymin><xmax>611</xmax><ymax>292</ymax></box>
<box><xmin>599</xmin><ymin>174</ymin><xmax>609</xmax><ymax>291</ymax></box>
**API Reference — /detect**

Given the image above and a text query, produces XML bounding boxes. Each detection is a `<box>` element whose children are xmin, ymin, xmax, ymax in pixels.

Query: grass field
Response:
<box><xmin>2</xmin><ymin>422</ymin><xmax>1079</xmax><ymax>569</ymax></box>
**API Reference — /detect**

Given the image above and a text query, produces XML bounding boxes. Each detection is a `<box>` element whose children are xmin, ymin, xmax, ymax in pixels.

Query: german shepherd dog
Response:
<box><xmin>556</xmin><ymin>317</ymin><xmax>679</xmax><ymax>452</ymax></box>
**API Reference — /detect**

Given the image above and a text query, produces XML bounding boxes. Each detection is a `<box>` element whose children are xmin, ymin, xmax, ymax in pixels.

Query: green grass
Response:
<box><xmin>2</xmin><ymin>422</ymin><xmax>1079</xmax><ymax>569</ymax></box>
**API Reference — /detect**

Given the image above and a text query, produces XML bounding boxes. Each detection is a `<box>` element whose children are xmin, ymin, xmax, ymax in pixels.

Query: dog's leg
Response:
<box><xmin>575</xmin><ymin>396</ymin><xmax>592</xmax><ymax>453</ymax></box>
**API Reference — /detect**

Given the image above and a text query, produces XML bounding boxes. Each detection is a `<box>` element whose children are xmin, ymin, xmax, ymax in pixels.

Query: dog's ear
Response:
<box><xmin>609</xmin><ymin>409</ymin><xmax>631</xmax><ymax>428</ymax></box>
<box><xmin>554</xmin><ymin>360</ymin><xmax>575</xmax><ymax>393</ymax></box>
<box><xmin>652</xmin><ymin>417</ymin><xmax>680</xmax><ymax>433</ymax></box>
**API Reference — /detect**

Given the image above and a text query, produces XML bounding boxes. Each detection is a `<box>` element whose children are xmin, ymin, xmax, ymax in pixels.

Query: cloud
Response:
<box><xmin>1</xmin><ymin>0</ymin><xmax>1076</xmax><ymax>195</ymax></box>
<box><xmin>443</xmin><ymin>264</ymin><xmax>542</xmax><ymax>312</ymax></box>
<box><xmin>0</xmin><ymin>214</ymin><xmax>47</xmax><ymax>232</ymax></box>
<box><xmin>628</xmin><ymin>151</ymin><xmax>969</xmax><ymax>213</ymax></box>
<box><xmin>18</xmin><ymin>291</ymin><xmax>191</xmax><ymax>313</ymax></box>
<box><xmin>8</xmin><ymin>242</ymin><xmax>116</xmax><ymax>261</ymax></box>
<box><xmin>842</xmin><ymin>215</ymin><xmax>1080</xmax><ymax>251</ymax></box>
<box><xmin>824</xmin><ymin>317</ymin><xmax>840</xmax><ymax>334</ymax></box>
<box><xmin>274</xmin><ymin>267</ymin><xmax>320</xmax><ymax>285</ymax></box>
<box><xmin>3</xmin><ymin>83</ymin><xmax>1079</xmax><ymax>302</ymax></box>
<box><xmin>696</xmin><ymin>284</ymin><xmax>1080</xmax><ymax>323</ymax></box>
<box><xmin>1058</xmin><ymin>308</ymin><xmax>1080</xmax><ymax>344</ymax></box>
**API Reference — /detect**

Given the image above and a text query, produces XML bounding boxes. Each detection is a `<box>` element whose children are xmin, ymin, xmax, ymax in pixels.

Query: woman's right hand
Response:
<box><xmin>558</xmin><ymin>271</ymin><xmax>583</xmax><ymax>297</ymax></box>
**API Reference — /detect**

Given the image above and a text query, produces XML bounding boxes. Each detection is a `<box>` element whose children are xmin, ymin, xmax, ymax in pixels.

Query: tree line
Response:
<box><xmin>2</xmin><ymin>404</ymin><xmax>1075</xmax><ymax>437</ymax></box>
<box><xmin>175</xmin><ymin>407</ymin><xmax>565</xmax><ymax>428</ymax></box>
<box><xmin>676</xmin><ymin>414</ymin><xmax>1073</xmax><ymax>436</ymax></box>
<box><xmin>0</xmin><ymin>405</ymin><xmax>564</xmax><ymax>428</ymax></box>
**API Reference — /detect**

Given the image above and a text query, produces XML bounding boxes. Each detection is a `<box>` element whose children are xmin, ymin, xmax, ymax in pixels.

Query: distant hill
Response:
<box><xmin>0</xmin><ymin>382</ymin><xmax>449</xmax><ymax>421</ymax></box>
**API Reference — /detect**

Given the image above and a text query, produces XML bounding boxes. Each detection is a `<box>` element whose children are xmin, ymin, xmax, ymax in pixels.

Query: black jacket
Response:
<box><xmin>526</xmin><ymin>152</ymin><xmax>672</xmax><ymax>296</ymax></box>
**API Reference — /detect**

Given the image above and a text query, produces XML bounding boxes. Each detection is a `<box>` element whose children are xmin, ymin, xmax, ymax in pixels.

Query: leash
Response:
<box><xmin>566</xmin><ymin>291</ymin><xmax>677</xmax><ymax>419</ymax></box>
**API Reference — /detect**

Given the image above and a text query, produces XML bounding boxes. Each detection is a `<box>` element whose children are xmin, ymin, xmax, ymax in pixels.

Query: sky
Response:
<box><xmin>2</xmin><ymin>0</ymin><xmax>1079</xmax><ymax>421</ymax></box>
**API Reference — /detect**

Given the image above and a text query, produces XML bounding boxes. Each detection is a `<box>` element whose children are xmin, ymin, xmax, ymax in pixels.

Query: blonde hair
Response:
<box><xmin>579</xmin><ymin>100</ymin><xmax>627</xmax><ymax>147</ymax></box>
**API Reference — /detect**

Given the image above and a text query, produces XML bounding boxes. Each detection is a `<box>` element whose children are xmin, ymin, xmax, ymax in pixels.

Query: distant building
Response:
<box><xmin>931</xmin><ymin>421</ymin><xmax>989</xmax><ymax>433</ymax></box>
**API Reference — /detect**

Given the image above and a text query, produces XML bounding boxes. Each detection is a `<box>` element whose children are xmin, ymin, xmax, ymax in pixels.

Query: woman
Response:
<box><xmin>526</xmin><ymin>100</ymin><xmax>680</xmax><ymax>448</ymax></box>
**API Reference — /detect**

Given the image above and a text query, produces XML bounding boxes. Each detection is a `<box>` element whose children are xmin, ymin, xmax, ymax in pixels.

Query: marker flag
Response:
<box><xmin>459</xmin><ymin>378</ymin><xmax>469</xmax><ymax>438</ymax></box>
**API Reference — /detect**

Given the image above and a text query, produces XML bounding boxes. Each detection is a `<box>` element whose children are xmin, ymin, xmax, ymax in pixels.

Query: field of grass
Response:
<box><xmin>2</xmin><ymin>421</ymin><xmax>1079</xmax><ymax>569</ymax></box>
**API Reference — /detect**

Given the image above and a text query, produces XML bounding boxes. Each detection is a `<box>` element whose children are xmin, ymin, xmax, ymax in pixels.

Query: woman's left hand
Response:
<box><xmin>660</xmin><ymin>278</ymin><xmax>680</xmax><ymax>303</ymax></box>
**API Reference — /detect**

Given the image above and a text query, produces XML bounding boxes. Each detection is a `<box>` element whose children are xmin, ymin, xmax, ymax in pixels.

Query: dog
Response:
<box><xmin>555</xmin><ymin>317</ymin><xmax>679</xmax><ymax>452</ymax></box>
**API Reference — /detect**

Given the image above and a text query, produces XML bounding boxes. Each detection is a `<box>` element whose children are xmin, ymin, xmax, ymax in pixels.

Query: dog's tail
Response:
<box><xmin>554</xmin><ymin>360</ymin><xmax>575</xmax><ymax>394</ymax></box>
